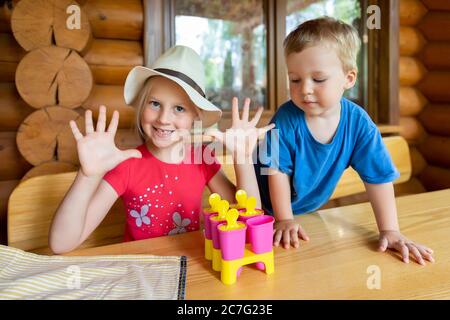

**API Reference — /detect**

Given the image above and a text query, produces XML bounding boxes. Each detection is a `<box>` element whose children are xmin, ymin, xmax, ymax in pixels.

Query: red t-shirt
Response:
<box><xmin>103</xmin><ymin>144</ymin><xmax>221</xmax><ymax>241</ymax></box>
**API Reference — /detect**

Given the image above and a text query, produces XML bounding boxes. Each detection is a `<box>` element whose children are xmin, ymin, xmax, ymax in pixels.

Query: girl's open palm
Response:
<box><xmin>205</xmin><ymin>97</ymin><xmax>275</xmax><ymax>162</ymax></box>
<box><xmin>70</xmin><ymin>105</ymin><xmax>142</xmax><ymax>177</ymax></box>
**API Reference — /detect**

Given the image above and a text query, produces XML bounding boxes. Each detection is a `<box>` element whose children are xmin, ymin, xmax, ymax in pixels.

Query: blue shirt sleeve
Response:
<box><xmin>350</xmin><ymin>126</ymin><xmax>400</xmax><ymax>184</ymax></box>
<box><xmin>258</xmin><ymin>113</ymin><xmax>295</xmax><ymax>176</ymax></box>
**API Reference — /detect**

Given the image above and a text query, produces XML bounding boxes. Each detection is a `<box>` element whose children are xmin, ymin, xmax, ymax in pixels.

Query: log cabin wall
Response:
<box><xmin>0</xmin><ymin>0</ymin><xmax>145</xmax><ymax>244</ymax></box>
<box><xmin>398</xmin><ymin>0</ymin><xmax>450</xmax><ymax>192</ymax></box>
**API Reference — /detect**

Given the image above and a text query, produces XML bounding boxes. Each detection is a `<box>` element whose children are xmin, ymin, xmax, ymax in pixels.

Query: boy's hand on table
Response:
<box><xmin>378</xmin><ymin>230</ymin><xmax>435</xmax><ymax>265</ymax></box>
<box><xmin>273</xmin><ymin>219</ymin><xmax>309</xmax><ymax>249</ymax></box>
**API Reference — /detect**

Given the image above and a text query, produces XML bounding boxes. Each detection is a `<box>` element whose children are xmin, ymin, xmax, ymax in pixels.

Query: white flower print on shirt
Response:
<box><xmin>130</xmin><ymin>205</ymin><xmax>151</xmax><ymax>228</ymax></box>
<box><xmin>168</xmin><ymin>212</ymin><xmax>191</xmax><ymax>235</ymax></box>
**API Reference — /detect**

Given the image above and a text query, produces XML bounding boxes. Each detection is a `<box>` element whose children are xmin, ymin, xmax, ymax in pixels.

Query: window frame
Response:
<box><xmin>143</xmin><ymin>0</ymin><xmax>399</xmax><ymax>127</ymax></box>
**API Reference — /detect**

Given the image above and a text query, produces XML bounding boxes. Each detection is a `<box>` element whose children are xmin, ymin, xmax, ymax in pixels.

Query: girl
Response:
<box><xmin>49</xmin><ymin>45</ymin><xmax>274</xmax><ymax>254</ymax></box>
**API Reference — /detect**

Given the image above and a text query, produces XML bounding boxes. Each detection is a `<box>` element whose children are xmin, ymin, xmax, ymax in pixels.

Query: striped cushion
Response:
<box><xmin>0</xmin><ymin>245</ymin><xmax>186</xmax><ymax>300</ymax></box>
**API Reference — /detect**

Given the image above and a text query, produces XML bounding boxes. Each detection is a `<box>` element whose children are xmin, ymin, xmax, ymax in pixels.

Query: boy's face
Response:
<box><xmin>286</xmin><ymin>44</ymin><xmax>357</xmax><ymax>117</ymax></box>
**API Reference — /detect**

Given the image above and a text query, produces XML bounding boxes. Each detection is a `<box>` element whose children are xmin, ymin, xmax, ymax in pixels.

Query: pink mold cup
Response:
<box><xmin>218</xmin><ymin>222</ymin><xmax>247</xmax><ymax>261</ymax></box>
<box><xmin>247</xmin><ymin>215</ymin><xmax>275</xmax><ymax>254</ymax></box>
<box><xmin>203</xmin><ymin>210</ymin><xmax>217</xmax><ymax>240</ymax></box>
<box><xmin>238</xmin><ymin>209</ymin><xmax>264</xmax><ymax>243</ymax></box>
<box><xmin>209</xmin><ymin>215</ymin><xmax>226</xmax><ymax>249</ymax></box>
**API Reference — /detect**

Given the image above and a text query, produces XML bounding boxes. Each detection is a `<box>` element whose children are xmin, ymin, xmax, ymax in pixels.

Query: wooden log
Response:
<box><xmin>399</xmin><ymin>116</ymin><xmax>427</xmax><ymax>145</ymax></box>
<box><xmin>419</xmin><ymin>42</ymin><xmax>450</xmax><ymax>70</ymax></box>
<box><xmin>0</xmin><ymin>131</ymin><xmax>32</xmax><ymax>180</ymax></box>
<box><xmin>82</xmin><ymin>85</ymin><xmax>135</xmax><ymax>129</ymax></box>
<box><xmin>409</xmin><ymin>147</ymin><xmax>427</xmax><ymax>176</ymax></box>
<box><xmin>0</xmin><ymin>179</ymin><xmax>20</xmax><ymax>245</ymax></box>
<box><xmin>418</xmin><ymin>135</ymin><xmax>450</xmax><ymax>167</ymax></box>
<box><xmin>83</xmin><ymin>39</ymin><xmax>143</xmax><ymax>85</ymax></box>
<box><xmin>394</xmin><ymin>177</ymin><xmax>426</xmax><ymax>196</ymax></box>
<box><xmin>419</xmin><ymin>104</ymin><xmax>450</xmax><ymax>135</ymax></box>
<box><xmin>83</xmin><ymin>0</ymin><xmax>143</xmax><ymax>41</ymax></box>
<box><xmin>399</xmin><ymin>57</ymin><xmax>426</xmax><ymax>86</ymax></box>
<box><xmin>421</xmin><ymin>0</ymin><xmax>450</xmax><ymax>10</ymax></box>
<box><xmin>399</xmin><ymin>0</ymin><xmax>428</xmax><ymax>26</ymax></box>
<box><xmin>21</xmin><ymin>161</ymin><xmax>78</xmax><ymax>180</ymax></box>
<box><xmin>16</xmin><ymin>107</ymin><xmax>84</xmax><ymax>166</ymax></box>
<box><xmin>90</xmin><ymin>65</ymin><xmax>134</xmax><ymax>86</ymax></box>
<box><xmin>0</xmin><ymin>61</ymin><xmax>17</xmax><ymax>82</ymax></box>
<box><xmin>11</xmin><ymin>0</ymin><xmax>92</xmax><ymax>52</ymax></box>
<box><xmin>0</xmin><ymin>32</ymin><xmax>26</xmax><ymax>62</ymax></box>
<box><xmin>0</xmin><ymin>83</ymin><xmax>34</xmax><ymax>131</ymax></box>
<box><xmin>399</xmin><ymin>86</ymin><xmax>427</xmax><ymax>116</ymax></box>
<box><xmin>418</xmin><ymin>72</ymin><xmax>450</xmax><ymax>103</ymax></box>
<box><xmin>420</xmin><ymin>165</ymin><xmax>450</xmax><ymax>190</ymax></box>
<box><xmin>418</xmin><ymin>11</ymin><xmax>450</xmax><ymax>41</ymax></box>
<box><xmin>399</xmin><ymin>27</ymin><xmax>425</xmax><ymax>56</ymax></box>
<box><xmin>15</xmin><ymin>46</ymin><xmax>93</xmax><ymax>109</ymax></box>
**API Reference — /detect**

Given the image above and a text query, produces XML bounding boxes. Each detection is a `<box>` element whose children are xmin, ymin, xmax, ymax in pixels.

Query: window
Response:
<box><xmin>144</xmin><ymin>0</ymin><xmax>398</xmax><ymax>125</ymax></box>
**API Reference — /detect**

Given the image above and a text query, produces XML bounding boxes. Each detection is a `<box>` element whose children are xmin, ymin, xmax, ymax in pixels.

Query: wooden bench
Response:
<box><xmin>7</xmin><ymin>136</ymin><xmax>411</xmax><ymax>254</ymax></box>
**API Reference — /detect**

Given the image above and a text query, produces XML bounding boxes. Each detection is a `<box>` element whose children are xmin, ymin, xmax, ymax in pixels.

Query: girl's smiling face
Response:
<box><xmin>286</xmin><ymin>44</ymin><xmax>357</xmax><ymax>117</ymax></box>
<box><xmin>141</xmin><ymin>76</ymin><xmax>199</xmax><ymax>150</ymax></box>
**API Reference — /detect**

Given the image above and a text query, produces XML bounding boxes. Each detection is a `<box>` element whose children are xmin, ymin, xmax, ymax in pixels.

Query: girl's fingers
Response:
<box><xmin>290</xmin><ymin>228</ymin><xmax>299</xmax><ymax>248</ymax></box>
<box><xmin>249</xmin><ymin>106</ymin><xmax>264</xmax><ymax>127</ymax></box>
<box><xmin>416</xmin><ymin>245</ymin><xmax>435</xmax><ymax>263</ymax></box>
<box><xmin>257</xmin><ymin>124</ymin><xmax>276</xmax><ymax>138</ymax></box>
<box><xmin>406</xmin><ymin>243</ymin><xmax>425</xmax><ymax>265</ymax></box>
<box><xmin>282</xmin><ymin>229</ymin><xmax>290</xmax><ymax>249</ymax></box>
<box><xmin>69</xmin><ymin>120</ymin><xmax>83</xmax><ymax>141</ymax></box>
<box><xmin>85</xmin><ymin>110</ymin><xmax>94</xmax><ymax>134</ymax></box>
<box><xmin>378</xmin><ymin>237</ymin><xmax>389</xmax><ymax>252</ymax></box>
<box><xmin>242</xmin><ymin>98</ymin><xmax>250</xmax><ymax>122</ymax></box>
<box><xmin>231</xmin><ymin>97</ymin><xmax>239</xmax><ymax>124</ymax></box>
<box><xmin>107</xmin><ymin>110</ymin><xmax>119</xmax><ymax>135</ymax></box>
<box><xmin>96</xmin><ymin>105</ymin><xmax>106</xmax><ymax>132</ymax></box>
<box><xmin>273</xmin><ymin>230</ymin><xmax>282</xmax><ymax>247</ymax></box>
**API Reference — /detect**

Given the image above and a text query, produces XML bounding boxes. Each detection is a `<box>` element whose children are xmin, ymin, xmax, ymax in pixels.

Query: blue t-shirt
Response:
<box><xmin>255</xmin><ymin>98</ymin><xmax>400</xmax><ymax>215</ymax></box>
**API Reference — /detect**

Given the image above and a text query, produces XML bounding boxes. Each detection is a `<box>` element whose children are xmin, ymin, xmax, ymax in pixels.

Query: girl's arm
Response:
<box><xmin>49</xmin><ymin>173</ymin><xmax>118</xmax><ymax>254</ymax></box>
<box><xmin>49</xmin><ymin>106</ymin><xmax>141</xmax><ymax>254</ymax></box>
<box><xmin>364</xmin><ymin>182</ymin><xmax>434</xmax><ymax>265</ymax></box>
<box><xmin>206</xmin><ymin>97</ymin><xmax>274</xmax><ymax>207</ymax></box>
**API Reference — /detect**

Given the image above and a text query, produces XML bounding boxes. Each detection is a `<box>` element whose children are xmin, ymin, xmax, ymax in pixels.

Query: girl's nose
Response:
<box><xmin>157</xmin><ymin>108</ymin><xmax>172</xmax><ymax>124</ymax></box>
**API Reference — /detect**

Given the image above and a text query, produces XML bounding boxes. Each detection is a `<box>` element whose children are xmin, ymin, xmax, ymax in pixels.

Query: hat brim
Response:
<box><xmin>124</xmin><ymin>66</ymin><xmax>222</xmax><ymax>128</ymax></box>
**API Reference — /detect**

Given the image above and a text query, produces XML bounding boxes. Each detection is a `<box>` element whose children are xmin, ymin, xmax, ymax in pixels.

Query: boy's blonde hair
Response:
<box><xmin>284</xmin><ymin>16</ymin><xmax>361</xmax><ymax>72</ymax></box>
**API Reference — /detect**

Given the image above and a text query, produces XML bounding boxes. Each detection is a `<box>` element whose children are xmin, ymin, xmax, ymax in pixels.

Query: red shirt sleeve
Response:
<box><xmin>103</xmin><ymin>160</ymin><xmax>131</xmax><ymax>196</ymax></box>
<box><xmin>202</xmin><ymin>145</ymin><xmax>221</xmax><ymax>183</ymax></box>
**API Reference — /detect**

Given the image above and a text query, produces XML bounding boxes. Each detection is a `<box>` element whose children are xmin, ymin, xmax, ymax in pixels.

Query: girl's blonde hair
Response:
<box><xmin>132</xmin><ymin>78</ymin><xmax>153</xmax><ymax>141</ymax></box>
<box><xmin>284</xmin><ymin>16</ymin><xmax>361</xmax><ymax>72</ymax></box>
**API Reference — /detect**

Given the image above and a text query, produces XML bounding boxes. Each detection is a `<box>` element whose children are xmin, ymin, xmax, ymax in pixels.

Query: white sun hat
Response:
<box><xmin>124</xmin><ymin>45</ymin><xmax>222</xmax><ymax>128</ymax></box>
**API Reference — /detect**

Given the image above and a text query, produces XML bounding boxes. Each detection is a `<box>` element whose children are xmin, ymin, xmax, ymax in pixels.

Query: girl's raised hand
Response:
<box><xmin>70</xmin><ymin>105</ymin><xmax>142</xmax><ymax>177</ymax></box>
<box><xmin>205</xmin><ymin>97</ymin><xmax>275</xmax><ymax>163</ymax></box>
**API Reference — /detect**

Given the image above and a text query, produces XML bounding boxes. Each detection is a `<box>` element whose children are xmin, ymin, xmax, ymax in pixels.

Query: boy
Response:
<box><xmin>255</xmin><ymin>17</ymin><xmax>434</xmax><ymax>265</ymax></box>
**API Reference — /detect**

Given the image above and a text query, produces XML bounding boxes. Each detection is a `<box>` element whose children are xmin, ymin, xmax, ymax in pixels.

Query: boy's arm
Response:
<box><xmin>269</xmin><ymin>168</ymin><xmax>309</xmax><ymax>248</ymax></box>
<box><xmin>364</xmin><ymin>182</ymin><xmax>434</xmax><ymax>265</ymax></box>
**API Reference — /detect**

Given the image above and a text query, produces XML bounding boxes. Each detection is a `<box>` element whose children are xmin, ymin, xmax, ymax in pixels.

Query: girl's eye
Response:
<box><xmin>175</xmin><ymin>106</ymin><xmax>185</xmax><ymax>113</ymax></box>
<box><xmin>149</xmin><ymin>100</ymin><xmax>160</xmax><ymax>109</ymax></box>
<box><xmin>290</xmin><ymin>79</ymin><xmax>300</xmax><ymax>84</ymax></box>
<box><xmin>314</xmin><ymin>78</ymin><xmax>327</xmax><ymax>83</ymax></box>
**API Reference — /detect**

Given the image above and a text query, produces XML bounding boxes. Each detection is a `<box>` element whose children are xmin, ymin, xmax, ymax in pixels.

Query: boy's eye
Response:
<box><xmin>175</xmin><ymin>106</ymin><xmax>185</xmax><ymax>113</ymax></box>
<box><xmin>313</xmin><ymin>78</ymin><xmax>327</xmax><ymax>83</ymax></box>
<box><xmin>149</xmin><ymin>100</ymin><xmax>160</xmax><ymax>109</ymax></box>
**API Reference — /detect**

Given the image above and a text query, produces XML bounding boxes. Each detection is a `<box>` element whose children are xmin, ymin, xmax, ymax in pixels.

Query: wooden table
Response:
<box><xmin>68</xmin><ymin>189</ymin><xmax>450</xmax><ymax>299</ymax></box>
